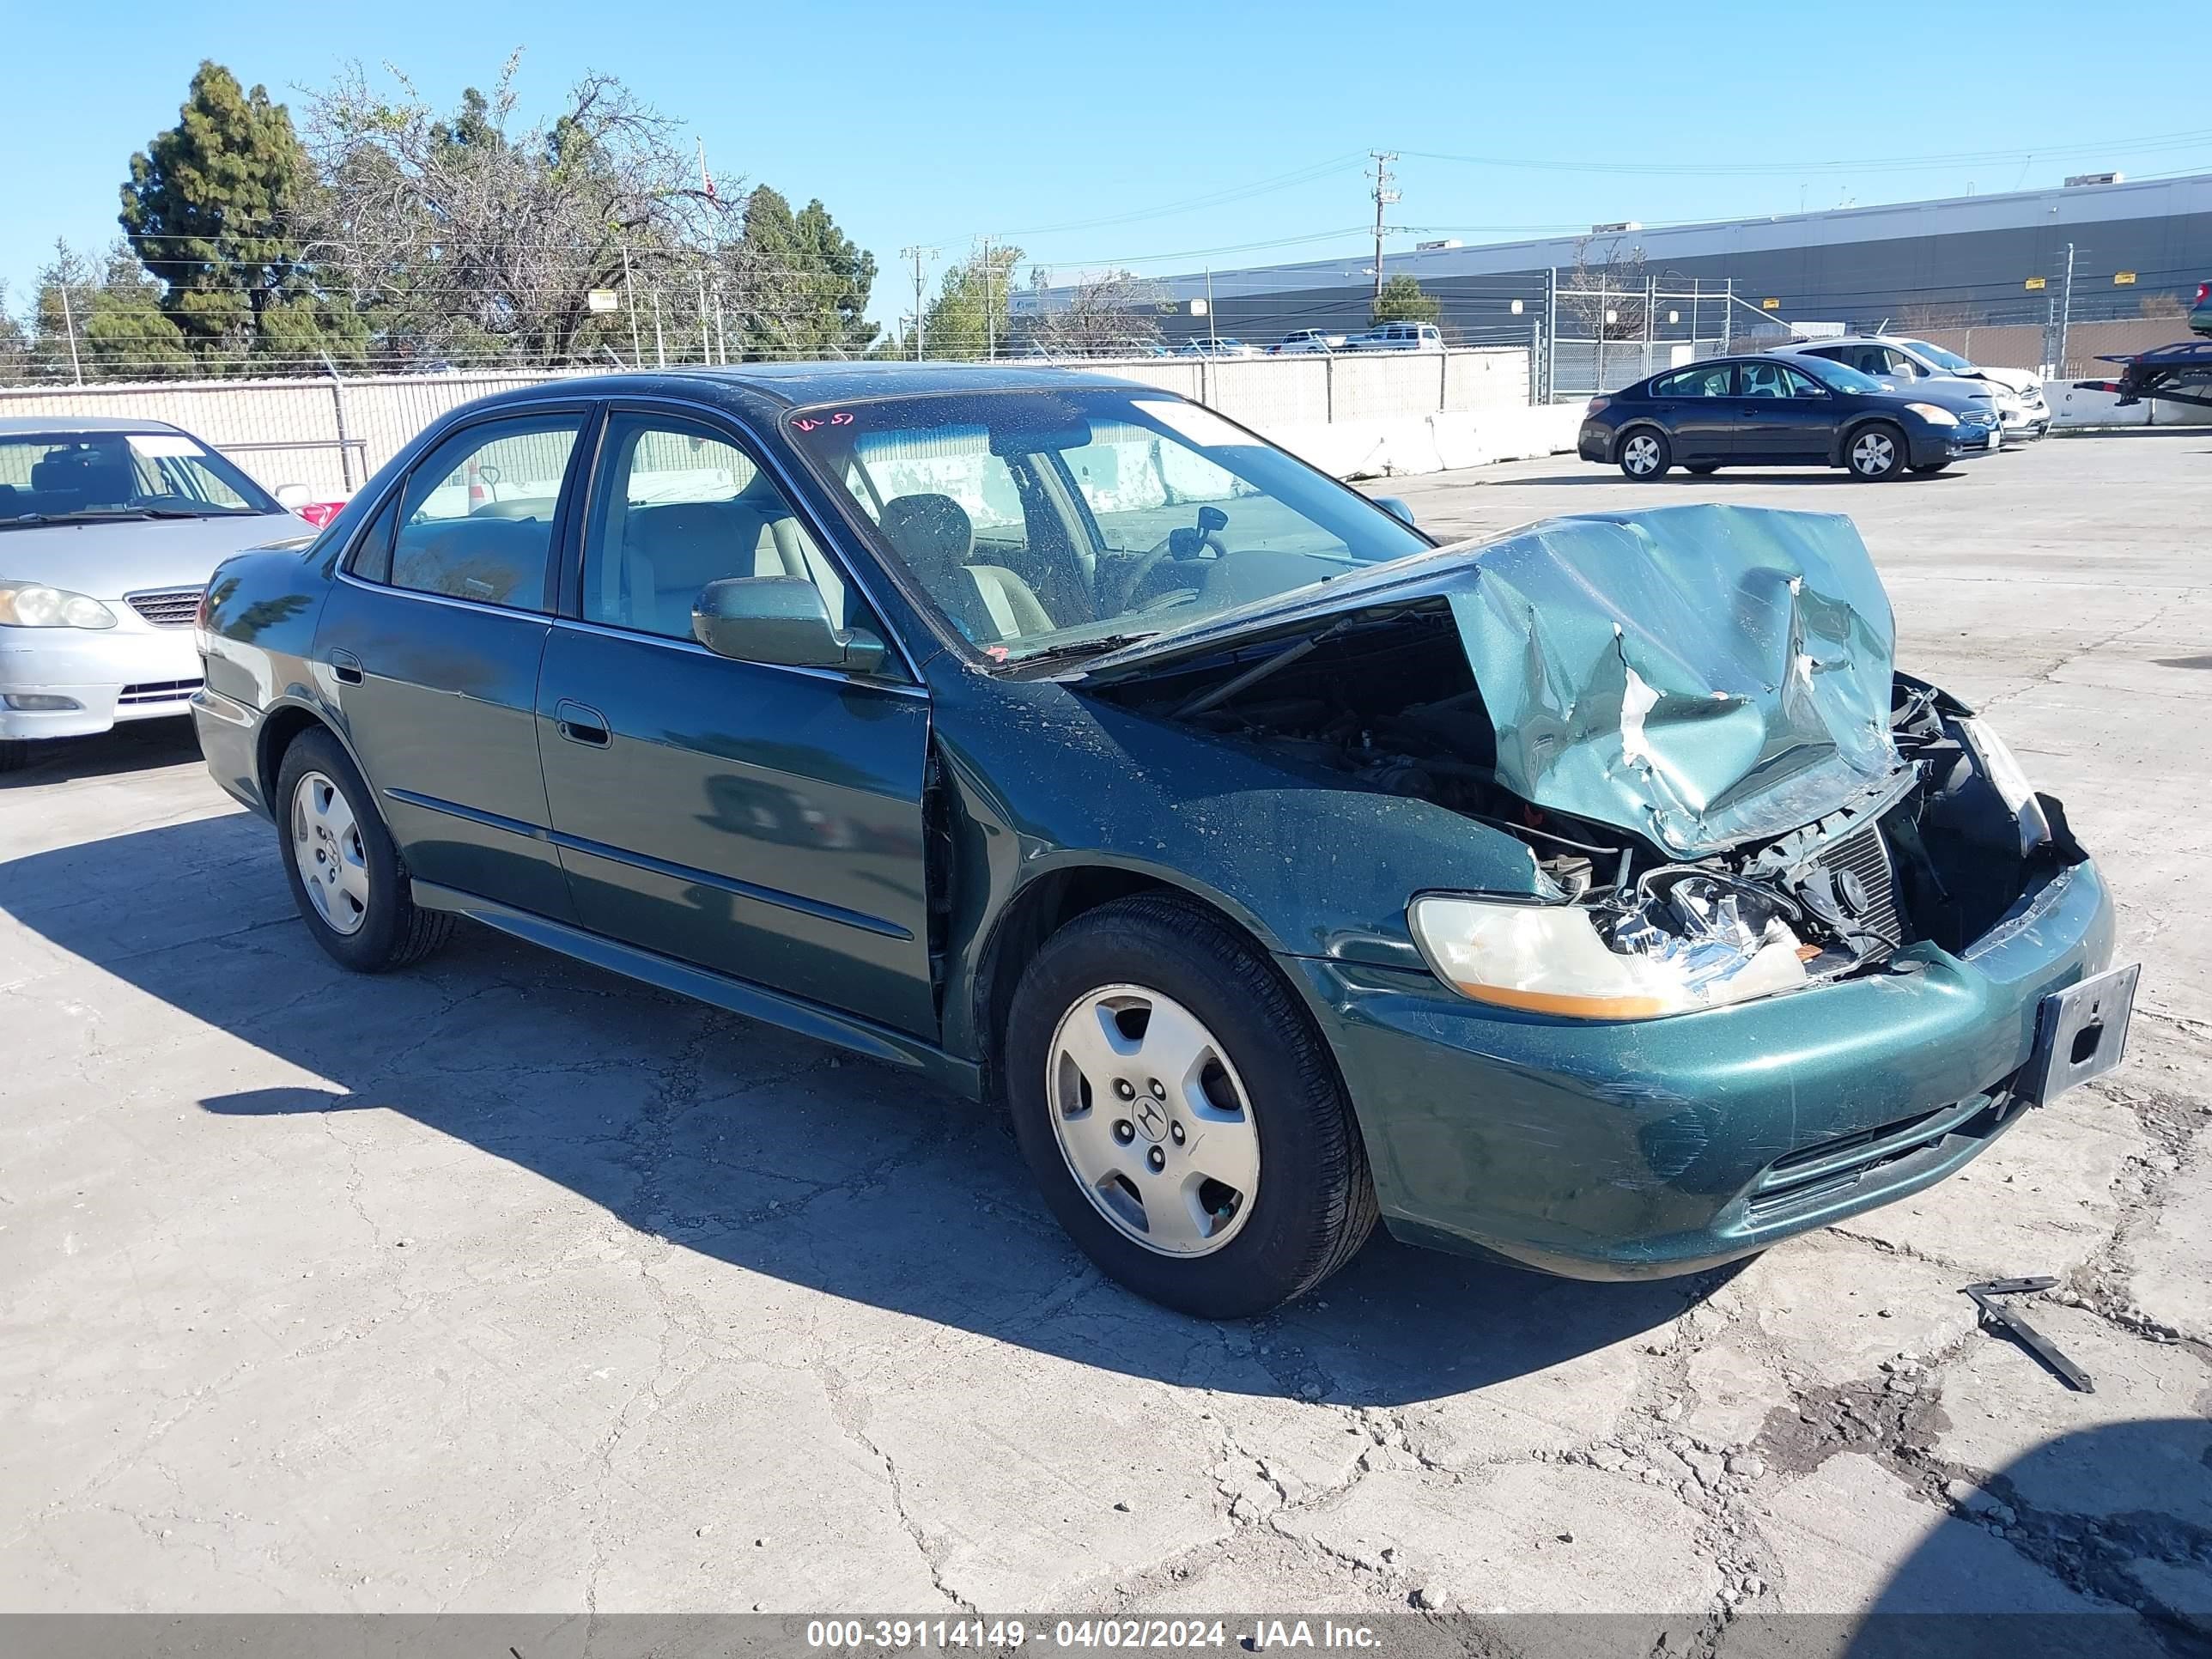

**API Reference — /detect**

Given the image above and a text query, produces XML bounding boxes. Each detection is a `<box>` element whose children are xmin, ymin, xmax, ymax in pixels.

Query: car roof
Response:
<box><xmin>597</xmin><ymin>360</ymin><xmax>1158</xmax><ymax>402</ymax></box>
<box><xmin>471</xmin><ymin>362</ymin><xmax>1161</xmax><ymax>413</ymax></box>
<box><xmin>0</xmin><ymin>416</ymin><xmax>188</xmax><ymax>436</ymax></box>
<box><xmin>1781</xmin><ymin>335</ymin><xmax>1923</xmax><ymax>350</ymax></box>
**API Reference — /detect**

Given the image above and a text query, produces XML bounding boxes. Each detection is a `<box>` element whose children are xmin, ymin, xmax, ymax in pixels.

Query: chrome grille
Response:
<box><xmin>125</xmin><ymin>586</ymin><xmax>204</xmax><ymax>628</ymax></box>
<box><xmin>118</xmin><ymin>678</ymin><xmax>203</xmax><ymax>707</ymax></box>
<box><xmin>1817</xmin><ymin>823</ymin><xmax>1901</xmax><ymax>946</ymax></box>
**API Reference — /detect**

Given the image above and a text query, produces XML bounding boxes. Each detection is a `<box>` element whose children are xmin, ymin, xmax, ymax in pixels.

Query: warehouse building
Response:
<box><xmin>1023</xmin><ymin>172</ymin><xmax>2212</xmax><ymax>352</ymax></box>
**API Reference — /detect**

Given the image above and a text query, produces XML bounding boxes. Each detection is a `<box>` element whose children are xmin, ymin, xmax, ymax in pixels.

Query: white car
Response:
<box><xmin>1346</xmin><ymin>322</ymin><xmax>1444</xmax><ymax>353</ymax></box>
<box><xmin>1781</xmin><ymin>336</ymin><xmax>2051</xmax><ymax>440</ymax></box>
<box><xmin>0</xmin><ymin>417</ymin><xmax>307</xmax><ymax>770</ymax></box>
<box><xmin>1270</xmin><ymin>330</ymin><xmax>1347</xmax><ymax>354</ymax></box>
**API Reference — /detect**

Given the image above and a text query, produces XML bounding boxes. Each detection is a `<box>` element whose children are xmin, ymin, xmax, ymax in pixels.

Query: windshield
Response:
<box><xmin>787</xmin><ymin>387</ymin><xmax>1431</xmax><ymax>664</ymax></box>
<box><xmin>1795</xmin><ymin>357</ymin><xmax>1887</xmax><ymax>395</ymax></box>
<box><xmin>1899</xmin><ymin>338</ymin><xmax>1972</xmax><ymax>372</ymax></box>
<box><xmin>0</xmin><ymin>430</ymin><xmax>282</xmax><ymax>526</ymax></box>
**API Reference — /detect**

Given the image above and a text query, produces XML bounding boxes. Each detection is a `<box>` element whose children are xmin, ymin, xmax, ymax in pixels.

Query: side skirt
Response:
<box><xmin>411</xmin><ymin>878</ymin><xmax>983</xmax><ymax>1099</ymax></box>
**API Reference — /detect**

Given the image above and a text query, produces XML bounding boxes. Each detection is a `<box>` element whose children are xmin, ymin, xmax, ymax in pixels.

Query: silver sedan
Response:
<box><xmin>0</xmin><ymin>417</ymin><xmax>307</xmax><ymax>770</ymax></box>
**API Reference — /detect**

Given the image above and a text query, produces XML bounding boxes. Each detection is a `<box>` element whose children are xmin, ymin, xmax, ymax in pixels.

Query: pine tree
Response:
<box><xmin>1372</xmin><ymin>274</ymin><xmax>1441</xmax><ymax>327</ymax></box>
<box><xmin>119</xmin><ymin>61</ymin><xmax>349</xmax><ymax>370</ymax></box>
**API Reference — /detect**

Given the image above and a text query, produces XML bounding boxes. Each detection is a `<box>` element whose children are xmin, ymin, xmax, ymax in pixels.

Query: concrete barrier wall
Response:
<box><xmin>0</xmin><ymin>348</ymin><xmax>1562</xmax><ymax>496</ymax></box>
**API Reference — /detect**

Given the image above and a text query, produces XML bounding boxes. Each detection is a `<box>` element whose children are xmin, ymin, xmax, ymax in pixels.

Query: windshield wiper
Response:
<box><xmin>1003</xmin><ymin>631</ymin><xmax>1160</xmax><ymax>668</ymax></box>
<box><xmin>0</xmin><ymin>505</ymin><xmax>258</xmax><ymax>527</ymax></box>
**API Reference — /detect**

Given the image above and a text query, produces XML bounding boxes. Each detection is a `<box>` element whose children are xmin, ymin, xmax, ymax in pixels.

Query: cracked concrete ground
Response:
<box><xmin>0</xmin><ymin>432</ymin><xmax>2206</xmax><ymax>1647</ymax></box>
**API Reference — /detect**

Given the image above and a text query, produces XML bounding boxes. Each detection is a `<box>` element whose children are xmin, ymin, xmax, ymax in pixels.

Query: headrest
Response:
<box><xmin>878</xmin><ymin>494</ymin><xmax>974</xmax><ymax>577</ymax></box>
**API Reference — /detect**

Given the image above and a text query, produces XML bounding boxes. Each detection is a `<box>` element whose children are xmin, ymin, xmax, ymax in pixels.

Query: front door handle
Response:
<box><xmin>328</xmin><ymin>648</ymin><xmax>363</xmax><ymax>685</ymax></box>
<box><xmin>555</xmin><ymin>699</ymin><xmax>610</xmax><ymax>747</ymax></box>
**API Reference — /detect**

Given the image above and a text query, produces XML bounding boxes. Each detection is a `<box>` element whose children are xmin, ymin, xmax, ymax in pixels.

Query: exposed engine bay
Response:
<box><xmin>1103</xmin><ymin>600</ymin><xmax>2080</xmax><ymax>1008</ymax></box>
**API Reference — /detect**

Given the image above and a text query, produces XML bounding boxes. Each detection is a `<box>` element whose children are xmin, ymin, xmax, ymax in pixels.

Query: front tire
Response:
<box><xmin>1846</xmin><ymin>422</ymin><xmax>1907</xmax><ymax>481</ymax></box>
<box><xmin>1909</xmin><ymin>461</ymin><xmax>1952</xmax><ymax>475</ymax></box>
<box><xmin>275</xmin><ymin>727</ymin><xmax>453</xmax><ymax>973</ymax></box>
<box><xmin>1005</xmin><ymin>896</ymin><xmax>1377</xmax><ymax>1318</ymax></box>
<box><xmin>1686</xmin><ymin>463</ymin><xmax>1720</xmax><ymax>476</ymax></box>
<box><xmin>1619</xmin><ymin>429</ymin><xmax>1671</xmax><ymax>480</ymax></box>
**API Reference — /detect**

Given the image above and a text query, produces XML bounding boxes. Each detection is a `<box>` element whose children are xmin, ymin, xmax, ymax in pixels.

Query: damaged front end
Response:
<box><xmin>1076</xmin><ymin>503</ymin><xmax>2081</xmax><ymax>1019</ymax></box>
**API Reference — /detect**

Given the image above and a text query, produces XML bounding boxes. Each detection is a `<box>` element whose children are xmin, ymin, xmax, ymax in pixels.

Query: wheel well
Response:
<box><xmin>1613</xmin><ymin>421</ymin><xmax>1665</xmax><ymax>459</ymax></box>
<box><xmin>1838</xmin><ymin>414</ymin><xmax>1903</xmax><ymax>459</ymax></box>
<box><xmin>256</xmin><ymin>705</ymin><xmax>330</xmax><ymax>807</ymax></box>
<box><xmin>971</xmin><ymin>867</ymin><xmax>1255</xmax><ymax>1103</ymax></box>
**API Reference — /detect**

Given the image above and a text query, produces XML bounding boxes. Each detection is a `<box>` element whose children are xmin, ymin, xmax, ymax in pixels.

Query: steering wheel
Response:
<box><xmin>1111</xmin><ymin>506</ymin><xmax>1229</xmax><ymax>611</ymax></box>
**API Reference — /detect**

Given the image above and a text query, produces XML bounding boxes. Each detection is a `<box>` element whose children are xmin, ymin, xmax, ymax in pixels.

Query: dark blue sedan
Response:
<box><xmin>1577</xmin><ymin>353</ymin><xmax>2002</xmax><ymax>481</ymax></box>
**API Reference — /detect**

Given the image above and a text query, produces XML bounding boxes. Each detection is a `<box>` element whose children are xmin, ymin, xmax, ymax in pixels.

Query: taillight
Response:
<box><xmin>299</xmin><ymin>501</ymin><xmax>344</xmax><ymax>527</ymax></box>
<box><xmin>2197</xmin><ymin>283</ymin><xmax>2209</xmax><ymax>306</ymax></box>
<box><xmin>1586</xmin><ymin>397</ymin><xmax>1612</xmax><ymax>416</ymax></box>
<box><xmin>194</xmin><ymin>584</ymin><xmax>214</xmax><ymax>634</ymax></box>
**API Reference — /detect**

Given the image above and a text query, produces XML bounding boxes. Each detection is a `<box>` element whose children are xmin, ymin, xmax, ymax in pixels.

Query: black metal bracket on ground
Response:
<box><xmin>1962</xmin><ymin>1277</ymin><xmax>2095</xmax><ymax>1393</ymax></box>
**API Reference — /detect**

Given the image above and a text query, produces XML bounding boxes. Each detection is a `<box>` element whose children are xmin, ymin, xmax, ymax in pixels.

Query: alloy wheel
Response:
<box><xmin>1046</xmin><ymin>985</ymin><xmax>1261</xmax><ymax>1257</ymax></box>
<box><xmin>1851</xmin><ymin>430</ymin><xmax>1897</xmax><ymax>477</ymax></box>
<box><xmin>1623</xmin><ymin>434</ymin><xmax>1661</xmax><ymax>476</ymax></box>
<box><xmin>292</xmin><ymin>769</ymin><xmax>370</xmax><ymax>936</ymax></box>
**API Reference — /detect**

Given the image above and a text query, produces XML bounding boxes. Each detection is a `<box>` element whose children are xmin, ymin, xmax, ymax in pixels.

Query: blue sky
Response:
<box><xmin>6</xmin><ymin>0</ymin><xmax>2207</xmax><ymax>331</ymax></box>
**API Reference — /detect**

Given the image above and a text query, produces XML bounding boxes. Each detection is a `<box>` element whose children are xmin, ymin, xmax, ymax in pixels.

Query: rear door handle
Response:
<box><xmin>555</xmin><ymin>699</ymin><xmax>610</xmax><ymax>747</ymax></box>
<box><xmin>328</xmin><ymin>649</ymin><xmax>363</xmax><ymax>685</ymax></box>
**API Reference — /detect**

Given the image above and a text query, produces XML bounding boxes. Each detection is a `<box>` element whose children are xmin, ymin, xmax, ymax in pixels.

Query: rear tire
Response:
<box><xmin>1909</xmin><ymin>461</ymin><xmax>1951</xmax><ymax>475</ymax></box>
<box><xmin>1005</xmin><ymin>895</ymin><xmax>1377</xmax><ymax>1319</ymax></box>
<box><xmin>1619</xmin><ymin>429</ymin><xmax>1672</xmax><ymax>481</ymax></box>
<box><xmin>1845</xmin><ymin>422</ymin><xmax>1907</xmax><ymax>481</ymax></box>
<box><xmin>275</xmin><ymin>727</ymin><xmax>453</xmax><ymax>973</ymax></box>
<box><xmin>1686</xmin><ymin>463</ymin><xmax>1719</xmax><ymax>476</ymax></box>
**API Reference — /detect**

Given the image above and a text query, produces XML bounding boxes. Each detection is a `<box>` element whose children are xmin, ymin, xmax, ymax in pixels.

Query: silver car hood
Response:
<box><xmin>1074</xmin><ymin>503</ymin><xmax>1904</xmax><ymax>856</ymax></box>
<box><xmin>0</xmin><ymin>513</ymin><xmax>305</xmax><ymax>599</ymax></box>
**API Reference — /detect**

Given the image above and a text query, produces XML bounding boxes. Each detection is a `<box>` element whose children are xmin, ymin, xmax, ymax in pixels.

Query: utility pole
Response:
<box><xmin>1368</xmin><ymin>151</ymin><xmax>1400</xmax><ymax>311</ymax></box>
<box><xmin>58</xmin><ymin>285</ymin><xmax>83</xmax><ymax>385</ymax></box>
<box><xmin>619</xmin><ymin>240</ymin><xmax>643</xmax><ymax>368</ymax></box>
<box><xmin>696</xmin><ymin>266</ymin><xmax>712</xmax><ymax>365</ymax></box>
<box><xmin>2057</xmin><ymin>241</ymin><xmax>2076</xmax><ymax>376</ymax></box>
<box><xmin>901</xmin><ymin>245</ymin><xmax>938</xmax><ymax>361</ymax></box>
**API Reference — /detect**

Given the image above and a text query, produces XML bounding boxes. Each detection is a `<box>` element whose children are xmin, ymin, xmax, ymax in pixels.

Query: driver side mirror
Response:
<box><xmin>1374</xmin><ymin>495</ymin><xmax>1417</xmax><ymax>528</ymax></box>
<box><xmin>692</xmin><ymin>576</ymin><xmax>886</xmax><ymax>676</ymax></box>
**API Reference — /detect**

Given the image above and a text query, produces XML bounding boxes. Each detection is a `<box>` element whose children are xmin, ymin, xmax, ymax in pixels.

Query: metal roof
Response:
<box><xmin>1030</xmin><ymin>171</ymin><xmax>2212</xmax><ymax>306</ymax></box>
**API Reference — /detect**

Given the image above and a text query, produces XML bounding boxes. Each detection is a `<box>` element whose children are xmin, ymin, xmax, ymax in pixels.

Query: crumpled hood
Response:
<box><xmin>1077</xmin><ymin>502</ymin><xmax>1904</xmax><ymax>856</ymax></box>
<box><xmin>1446</xmin><ymin>504</ymin><xmax>1901</xmax><ymax>854</ymax></box>
<box><xmin>1972</xmin><ymin>363</ymin><xmax>2044</xmax><ymax>397</ymax></box>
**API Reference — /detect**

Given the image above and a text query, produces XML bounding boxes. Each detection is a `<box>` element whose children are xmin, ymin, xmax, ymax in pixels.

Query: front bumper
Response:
<box><xmin>1910</xmin><ymin>421</ymin><xmax>2004</xmax><ymax>465</ymax></box>
<box><xmin>1292</xmin><ymin>856</ymin><xmax>2117</xmax><ymax>1279</ymax></box>
<box><xmin>0</xmin><ymin>624</ymin><xmax>203</xmax><ymax>740</ymax></box>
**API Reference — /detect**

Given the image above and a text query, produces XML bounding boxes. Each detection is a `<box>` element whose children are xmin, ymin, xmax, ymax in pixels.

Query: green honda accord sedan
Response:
<box><xmin>191</xmin><ymin>364</ymin><xmax>2137</xmax><ymax>1317</ymax></box>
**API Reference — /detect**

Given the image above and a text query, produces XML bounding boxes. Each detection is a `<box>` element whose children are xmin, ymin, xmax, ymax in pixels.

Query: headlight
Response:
<box><xmin>1958</xmin><ymin>716</ymin><xmax>2052</xmax><ymax>856</ymax></box>
<box><xmin>1903</xmin><ymin>403</ymin><xmax>1958</xmax><ymax>426</ymax></box>
<box><xmin>1407</xmin><ymin>892</ymin><xmax>1810</xmax><ymax>1021</ymax></box>
<box><xmin>0</xmin><ymin>582</ymin><xmax>117</xmax><ymax>629</ymax></box>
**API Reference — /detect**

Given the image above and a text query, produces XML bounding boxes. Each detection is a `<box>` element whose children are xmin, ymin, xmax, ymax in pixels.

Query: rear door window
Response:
<box><xmin>1652</xmin><ymin>365</ymin><xmax>1735</xmax><ymax>398</ymax></box>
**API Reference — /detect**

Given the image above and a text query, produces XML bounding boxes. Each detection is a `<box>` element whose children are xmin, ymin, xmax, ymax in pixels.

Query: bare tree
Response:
<box><xmin>1565</xmin><ymin>234</ymin><xmax>1648</xmax><ymax>341</ymax></box>
<box><xmin>1025</xmin><ymin>269</ymin><xmax>1165</xmax><ymax>357</ymax></box>
<box><xmin>303</xmin><ymin>54</ymin><xmax>723</xmax><ymax>367</ymax></box>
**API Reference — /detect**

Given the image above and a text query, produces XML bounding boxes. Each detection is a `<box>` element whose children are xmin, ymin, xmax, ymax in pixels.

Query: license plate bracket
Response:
<box><xmin>2022</xmin><ymin>962</ymin><xmax>2139</xmax><ymax>1105</ymax></box>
